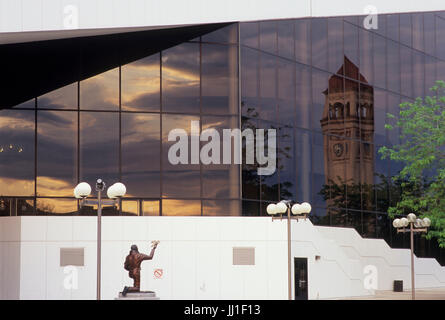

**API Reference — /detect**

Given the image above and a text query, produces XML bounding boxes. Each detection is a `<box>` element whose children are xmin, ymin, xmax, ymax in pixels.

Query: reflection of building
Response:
<box><xmin>1</xmin><ymin>2</ymin><xmax>445</xmax><ymax>300</ymax></box>
<box><xmin>321</xmin><ymin>56</ymin><xmax>374</xmax><ymax>189</ymax></box>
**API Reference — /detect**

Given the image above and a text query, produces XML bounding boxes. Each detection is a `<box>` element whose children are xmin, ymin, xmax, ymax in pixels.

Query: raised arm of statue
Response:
<box><xmin>142</xmin><ymin>246</ymin><xmax>157</xmax><ymax>261</ymax></box>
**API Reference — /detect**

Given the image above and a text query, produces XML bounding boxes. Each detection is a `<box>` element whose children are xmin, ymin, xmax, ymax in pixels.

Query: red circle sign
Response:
<box><xmin>154</xmin><ymin>269</ymin><xmax>163</xmax><ymax>279</ymax></box>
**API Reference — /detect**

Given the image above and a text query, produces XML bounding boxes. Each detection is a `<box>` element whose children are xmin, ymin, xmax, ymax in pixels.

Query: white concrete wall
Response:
<box><xmin>317</xmin><ymin>226</ymin><xmax>445</xmax><ymax>291</ymax></box>
<box><xmin>1</xmin><ymin>216</ymin><xmax>445</xmax><ymax>300</ymax></box>
<box><xmin>0</xmin><ymin>0</ymin><xmax>444</xmax><ymax>34</ymax></box>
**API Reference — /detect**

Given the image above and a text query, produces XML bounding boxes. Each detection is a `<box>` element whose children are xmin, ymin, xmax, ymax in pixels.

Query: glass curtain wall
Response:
<box><xmin>0</xmin><ymin>24</ymin><xmax>240</xmax><ymax>217</ymax></box>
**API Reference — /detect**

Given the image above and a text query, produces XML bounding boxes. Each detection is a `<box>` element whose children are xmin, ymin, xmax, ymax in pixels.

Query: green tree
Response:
<box><xmin>379</xmin><ymin>80</ymin><xmax>445</xmax><ymax>247</ymax></box>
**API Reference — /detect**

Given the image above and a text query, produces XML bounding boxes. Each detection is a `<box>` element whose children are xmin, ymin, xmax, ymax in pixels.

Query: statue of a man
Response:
<box><xmin>122</xmin><ymin>241</ymin><xmax>159</xmax><ymax>296</ymax></box>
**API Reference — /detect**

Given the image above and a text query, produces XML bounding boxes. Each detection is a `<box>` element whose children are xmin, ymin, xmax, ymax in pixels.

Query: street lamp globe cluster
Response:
<box><xmin>392</xmin><ymin>213</ymin><xmax>431</xmax><ymax>229</ymax></box>
<box><xmin>74</xmin><ymin>180</ymin><xmax>126</xmax><ymax>199</ymax></box>
<box><xmin>266</xmin><ymin>201</ymin><xmax>312</xmax><ymax>217</ymax></box>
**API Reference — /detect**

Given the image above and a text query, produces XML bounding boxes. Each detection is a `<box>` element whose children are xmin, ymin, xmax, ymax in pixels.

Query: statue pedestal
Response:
<box><xmin>115</xmin><ymin>291</ymin><xmax>160</xmax><ymax>300</ymax></box>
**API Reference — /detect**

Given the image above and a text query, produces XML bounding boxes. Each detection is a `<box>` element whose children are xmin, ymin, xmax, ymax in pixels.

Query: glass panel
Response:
<box><xmin>311</xmin><ymin>18</ymin><xmax>328</xmax><ymax>70</ymax></box>
<box><xmin>312</xmin><ymin>132</ymin><xmax>326</xmax><ymax>207</ymax></box>
<box><xmin>359</xmin><ymin>28</ymin><xmax>373</xmax><ymax>84</ymax></box>
<box><xmin>14</xmin><ymin>98</ymin><xmax>35</xmax><ymax>109</ymax></box>
<box><xmin>295</xmin><ymin>128</ymin><xmax>311</xmax><ymax>203</ymax></box>
<box><xmin>162</xmin><ymin>43</ymin><xmax>200</xmax><ymax>113</ymax></box>
<box><xmin>362</xmin><ymin>212</ymin><xmax>377</xmax><ymax>238</ymax></box>
<box><xmin>80</xmin><ymin>67</ymin><xmax>119</xmax><ymax>110</ymax></box>
<box><xmin>259</xmin><ymin>20</ymin><xmax>277</xmax><ymax>54</ymax></box>
<box><xmin>344</xmin><ymin>22</ymin><xmax>359</xmax><ymax>80</ymax></box>
<box><xmin>400</xmin><ymin>14</ymin><xmax>412</xmax><ymax>47</ymax></box>
<box><xmin>311</xmin><ymin>207</ymin><xmax>330</xmax><ymax>226</ymax></box>
<box><xmin>242</xmin><ymin>200</ymin><xmax>260</xmax><ymax>216</ymax></box>
<box><xmin>373</xmin><ymin>89</ymin><xmax>387</xmax><ymax>145</ymax></box>
<box><xmin>121</xmin><ymin>53</ymin><xmax>160</xmax><ymax>112</ymax></box>
<box><xmin>121</xmin><ymin>200</ymin><xmax>139</xmax><ymax>216</ymax></box>
<box><xmin>0</xmin><ymin>110</ymin><xmax>35</xmax><ymax>196</ymax></box>
<box><xmin>374</xmin><ymin>144</ymin><xmax>389</xmax><ymax>212</ymax></box>
<box><xmin>203</xmin><ymin>200</ymin><xmax>240</xmax><ymax>216</ymax></box>
<box><xmin>386</xmin><ymin>14</ymin><xmax>399</xmax><ymax>42</ymax></box>
<box><xmin>241</xmin><ymin>47</ymin><xmax>259</xmax><ymax>118</ymax></box>
<box><xmin>240</xmin><ymin>22</ymin><xmax>259</xmax><ymax>48</ymax></box>
<box><xmin>162</xmin><ymin>114</ymin><xmax>201</xmax><ymax>198</ymax></box>
<box><xmin>201</xmin><ymin>115</ymin><xmax>240</xmax><ymax>199</ymax></box>
<box><xmin>242</xmin><ymin>117</ymin><xmax>259</xmax><ymax>200</ymax></box>
<box><xmin>425</xmin><ymin>56</ymin><xmax>437</xmax><ymax>93</ymax></box>
<box><xmin>122</xmin><ymin>113</ymin><xmax>160</xmax><ymax>198</ymax></box>
<box><xmin>202</xmin><ymin>24</ymin><xmax>238</xmax><ymax>44</ymax></box>
<box><xmin>278</xmin><ymin>125</ymin><xmax>296</xmax><ymax>200</ymax></box>
<box><xmin>412</xmin><ymin>13</ymin><xmax>424</xmax><ymax>52</ymax></box>
<box><xmin>295</xmin><ymin>64</ymin><xmax>311</xmax><ymax>129</ymax></box>
<box><xmin>162</xmin><ymin>199</ymin><xmax>201</xmax><ymax>216</ymax></box>
<box><xmin>0</xmin><ymin>198</ymin><xmax>11</xmax><ymax>216</ymax></box>
<box><xmin>413</xmin><ymin>51</ymin><xmax>425</xmax><ymax>98</ymax></box>
<box><xmin>328</xmin><ymin>18</ymin><xmax>343</xmax><ymax>74</ymax></box>
<box><xmin>295</xmin><ymin>19</ymin><xmax>311</xmax><ymax>65</ymax></box>
<box><xmin>259</xmin><ymin>52</ymin><xmax>277</xmax><ymax>121</ymax></box>
<box><xmin>37</xmin><ymin>111</ymin><xmax>77</xmax><ymax>197</ymax></box>
<box><xmin>400</xmin><ymin>46</ymin><xmax>412</xmax><ymax>98</ymax></box>
<box><xmin>201</xmin><ymin>44</ymin><xmax>238</xmax><ymax>115</ymax></box>
<box><xmin>277</xmin><ymin>59</ymin><xmax>295</xmax><ymax>125</ymax></box>
<box><xmin>438</xmin><ymin>60</ymin><xmax>445</xmax><ymax>83</ymax></box>
<box><xmin>277</xmin><ymin>20</ymin><xmax>295</xmax><ymax>60</ymax></box>
<box><xmin>142</xmin><ymin>200</ymin><xmax>159</xmax><ymax>216</ymax></box>
<box><xmin>79</xmin><ymin>112</ymin><xmax>119</xmax><ymax>185</ymax></box>
<box><xmin>436</xmin><ymin>16</ymin><xmax>445</xmax><ymax>60</ymax></box>
<box><xmin>16</xmin><ymin>199</ymin><xmax>35</xmax><ymax>216</ymax></box>
<box><xmin>373</xmin><ymin>34</ymin><xmax>386</xmax><ymax>89</ymax></box>
<box><xmin>386</xmin><ymin>93</ymin><xmax>400</xmax><ymax>146</ymax></box>
<box><xmin>259</xmin><ymin>120</ymin><xmax>279</xmax><ymax>202</ymax></box>
<box><xmin>36</xmin><ymin>198</ymin><xmax>77</xmax><ymax>215</ymax></box>
<box><xmin>424</xmin><ymin>13</ymin><xmax>435</xmax><ymax>57</ymax></box>
<box><xmin>387</xmin><ymin>40</ymin><xmax>400</xmax><ymax>93</ymax></box>
<box><xmin>38</xmin><ymin>83</ymin><xmax>77</xmax><ymax>109</ymax></box>
<box><xmin>311</xmin><ymin>69</ymin><xmax>330</xmax><ymax>132</ymax></box>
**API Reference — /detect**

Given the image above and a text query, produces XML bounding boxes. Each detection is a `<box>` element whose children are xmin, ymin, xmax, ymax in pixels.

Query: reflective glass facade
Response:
<box><xmin>1</xmin><ymin>14</ymin><xmax>445</xmax><ymax>263</ymax></box>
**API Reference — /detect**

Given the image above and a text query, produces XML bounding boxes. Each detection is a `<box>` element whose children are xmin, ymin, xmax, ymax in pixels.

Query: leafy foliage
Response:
<box><xmin>379</xmin><ymin>81</ymin><xmax>445</xmax><ymax>247</ymax></box>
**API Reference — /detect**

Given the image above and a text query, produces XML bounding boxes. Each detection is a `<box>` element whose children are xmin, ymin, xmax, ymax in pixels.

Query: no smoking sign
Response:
<box><xmin>154</xmin><ymin>268</ymin><xmax>163</xmax><ymax>279</ymax></box>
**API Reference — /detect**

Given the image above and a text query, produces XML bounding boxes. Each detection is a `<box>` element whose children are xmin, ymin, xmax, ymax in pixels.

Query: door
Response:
<box><xmin>294</xmin><ymin>257</ymin><xmax>308</xmax><ymax>300</ymax></box>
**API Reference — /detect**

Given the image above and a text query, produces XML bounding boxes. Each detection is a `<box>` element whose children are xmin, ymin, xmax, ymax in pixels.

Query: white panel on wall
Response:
<box><xmin>5</xmin><ymin>242</ymin><xmax>21</xmax><ymax>299</ymax></box>
<box><xmin>46</xmin><ymin>243</ymin><xmax>71</xmax><ymax>300</ymax></box>
<box><xmin>22</xmin><ymin>0</ymin><xmax>42</xmax><ymax>31</ymax></box>
<box><xmin>42</xmin><ymin>0</ymin><xmax>62</xmax><ymax>31</ymax></box>
<box><xmin>196</xmin><ymin>242</ymin><xmax>221</xmax><ymax>299</ymax></box>
<box><xmin>171</xmin><ymin>241</ymin><xmax>197</xmax><ymax>299</ymax></box>
<box><xmin>71</xmin><ymin>241</ymin><xmax>96</xmax><ymax>300</ymax></box>
<box><xmin>243</xmin><ymin>242</ymin><xmax>267</xmax><ymax>299</ymax></box>
<box><xmin>20</xmin><ymin>242</ymin><xmax>46</xmax><ymax>299</ymax></box>
<box><xmin>220</xmin><ymin>241</ymin><xmax>245</xmax><ymax>299</ymax></box>
<box><xmin>47</xmin><ymin>217</ymin><xmax>73</xmax><ymax>241</ymax></box>
<box><xmin>101</xmin><ymin>241</ymin><xmax>125</xmax><ymax>300</ymax></box>
<box><xmin>20</xmin><ymin>216</ymin><xmax>47</xmax><ymax>242</ymax></box>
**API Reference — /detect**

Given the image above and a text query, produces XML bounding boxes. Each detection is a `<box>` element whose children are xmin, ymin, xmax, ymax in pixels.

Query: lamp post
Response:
<box><xmin>392</xmin><ymin>213</ymin><xmax>431</xmax><ymax>300</ymax></box>
<box><xmin>74</xmin><ymin>179</ymin><xmax>126</xmax><ymax>300</ymax></box>
<box><xmin>266</xmin><ymin>200</ymin><xmax>312</xmax><ymax>300</ymax></box>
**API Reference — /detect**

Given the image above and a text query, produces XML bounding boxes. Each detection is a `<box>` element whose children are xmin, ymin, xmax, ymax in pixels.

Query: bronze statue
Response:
<box><xmin>122</xmin><ymin>241</ymin><xmax>159</xmax><ymax>296</ymax></box>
